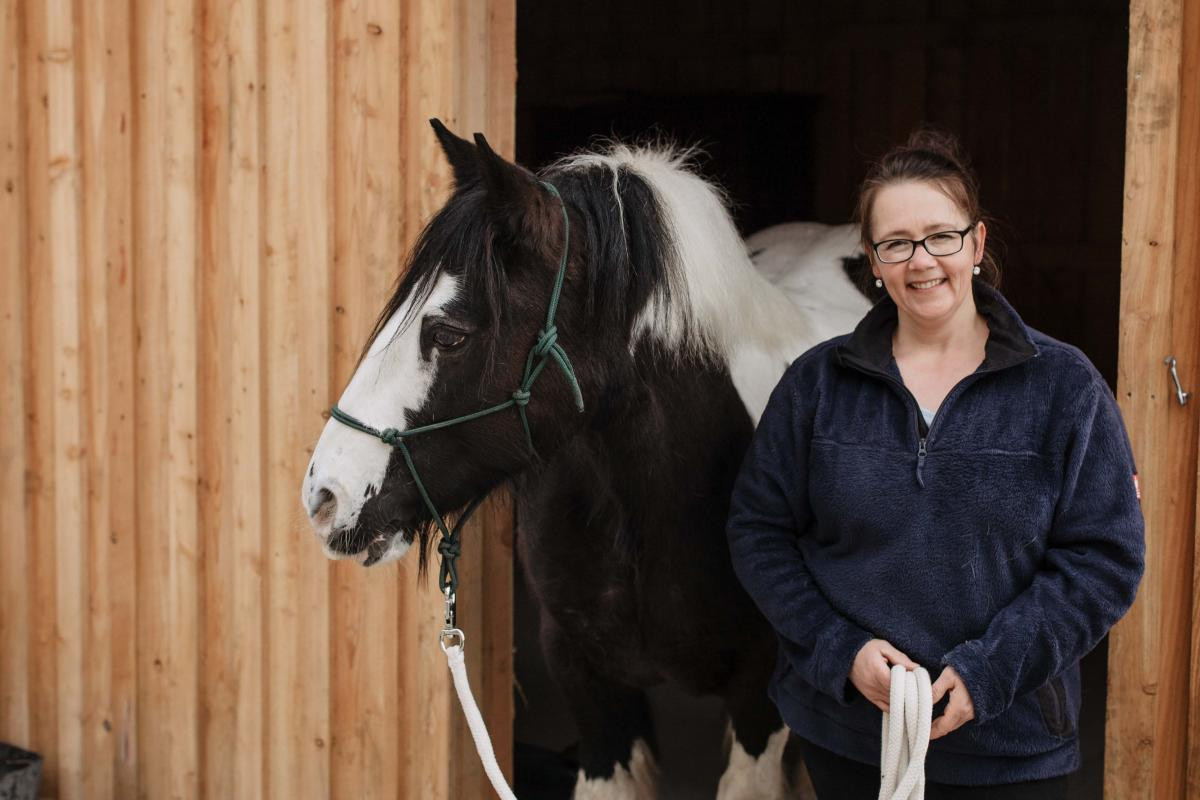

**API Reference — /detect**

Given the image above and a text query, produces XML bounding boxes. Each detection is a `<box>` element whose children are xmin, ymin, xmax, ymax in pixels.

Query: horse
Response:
<box><xmin>301</xmin><ymin>119</ymin><xmax>870</xmax><ymax>798</ymax></box>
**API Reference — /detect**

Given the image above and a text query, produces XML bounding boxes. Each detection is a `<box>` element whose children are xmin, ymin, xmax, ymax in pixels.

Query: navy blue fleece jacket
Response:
<box><xmin>726</xmin><ymin>281</ymin><xmax>1144</xmax><ymax>785</ymax></box>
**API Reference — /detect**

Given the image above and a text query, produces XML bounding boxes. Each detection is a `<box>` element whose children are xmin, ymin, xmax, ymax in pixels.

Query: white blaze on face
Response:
<box><xmin>301</xmin><ymin>273</ymin><xmax>460</xmax><ymax>555</ymax></box>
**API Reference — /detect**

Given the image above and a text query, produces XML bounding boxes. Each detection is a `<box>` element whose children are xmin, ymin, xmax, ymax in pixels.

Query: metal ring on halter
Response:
<box><xmin>440</xmin><ymin>627</ymin><xmax>466</xmax><ymax>652</ymax></box>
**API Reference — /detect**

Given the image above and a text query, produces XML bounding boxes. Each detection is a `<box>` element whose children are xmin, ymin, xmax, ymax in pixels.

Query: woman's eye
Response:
<box><xmin>432</xmin><ymin>328</ymin><xmax>467</xmax><ymax>349</ymax></box>
<box><xmin>882</xmin><ymin>240</ymin><xmax>908</xmax><ymax>253</ymax></box>
<box><xmin>928</xmin><ymin>233</ymin><xmax>955</xmax><ymax>244</ymax></box>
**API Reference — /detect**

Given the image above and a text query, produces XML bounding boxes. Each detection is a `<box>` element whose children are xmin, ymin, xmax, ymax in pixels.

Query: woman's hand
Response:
<box><xmin>929</xmin><ymin>665</ymin><xmax>975</xmax><ymax>739</ymax></box>
<box><xmin>850</xmin><ymin>639</ymin><xmax>918</xmax><ymax>712</ymax></box>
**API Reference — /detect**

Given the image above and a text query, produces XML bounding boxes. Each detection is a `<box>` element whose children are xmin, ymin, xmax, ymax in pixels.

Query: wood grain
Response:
<box><xmin>78</xmin><ymin>0</ymin><xmax>137</xmax><ymax>796</ymax></box>
<box><xmin>262</xmin><ymin>0</ymin><xmax>332</xmax><ymax>796</ymax></box>
<box><xmin>1108</xmin><ymin>1</ymin><xmax>1198</xmax><ymax>798</ymax></box>
<box><xmin>200</xmin><ymin>0</ymin><xmax>265</xmax><ymax>796</ymax></box>
<box><xmin>2</xmin><ymin>2</ymin><xmax>518</xmax><ymax>796</ymax></box>
<box><xmin>133</xmin><ymin>0</ymin><xmax>201</xmax><ymax>797</ymax></box>
<box><xmin>0</xmin><ymin>0</ymin><xmax>29</xmax><ymax>756</ymax></box>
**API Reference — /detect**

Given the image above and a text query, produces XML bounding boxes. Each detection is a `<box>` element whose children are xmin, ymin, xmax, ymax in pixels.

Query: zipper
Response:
<box><xmin>916</xmin><ymin>437</ymin><xmax>927</xmax><ymax>487</ymax></box>
<box><xmin>838</xmin><ymin>352</ymin><xmax>1016</xmax><ymax>487</ymax></box>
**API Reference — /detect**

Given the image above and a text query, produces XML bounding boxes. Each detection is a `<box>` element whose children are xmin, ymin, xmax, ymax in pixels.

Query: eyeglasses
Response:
<box><xmin>870</xmin><ymin>224</ymin><xmax>976</xmax><ymax>264</ymax></box>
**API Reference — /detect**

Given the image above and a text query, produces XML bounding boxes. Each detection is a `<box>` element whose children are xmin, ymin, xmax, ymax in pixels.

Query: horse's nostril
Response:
<box><xmin>309</xmin><ymin>487</ymin><xmax>337</xmax><ymax>523</ymax></box>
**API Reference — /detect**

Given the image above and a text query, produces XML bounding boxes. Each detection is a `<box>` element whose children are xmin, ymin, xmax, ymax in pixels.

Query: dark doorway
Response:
<box><xmin>515</xmin><ymin>3</ymin><xmax>1129</xmax><ymax>797</ymax></box>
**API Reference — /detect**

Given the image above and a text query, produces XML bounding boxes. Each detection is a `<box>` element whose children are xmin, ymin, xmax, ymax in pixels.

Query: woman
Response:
<box><xmin>726</xmin><ymin>131</ymin><xmax>1144</xmax><ymax>799</ymax></box>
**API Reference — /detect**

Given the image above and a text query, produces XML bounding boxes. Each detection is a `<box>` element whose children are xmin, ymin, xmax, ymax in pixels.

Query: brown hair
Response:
<box><xmin>855</xmin><ymin>129</ymin><xmax>1001</xmax><ymax>288</ymax></box>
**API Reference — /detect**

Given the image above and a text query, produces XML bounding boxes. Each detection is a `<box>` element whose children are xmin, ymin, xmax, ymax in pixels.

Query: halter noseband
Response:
<box><xmin>328</xmin><ymin>180</ymin><xmax>582</xmax><ymax>615</ymax></box>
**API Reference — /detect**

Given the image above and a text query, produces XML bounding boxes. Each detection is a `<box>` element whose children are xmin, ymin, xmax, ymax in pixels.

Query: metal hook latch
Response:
<box><xmin>1164</xmin><ymin>356</ymin><xmax>1191</xmax><ymax>406</ymax></box>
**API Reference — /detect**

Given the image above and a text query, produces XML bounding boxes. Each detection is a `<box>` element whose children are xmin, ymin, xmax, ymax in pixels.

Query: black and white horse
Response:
<box><xmin>301</xmin><ymin>120</ymin><xmax>869</xmax><ymax>798</ymax></box>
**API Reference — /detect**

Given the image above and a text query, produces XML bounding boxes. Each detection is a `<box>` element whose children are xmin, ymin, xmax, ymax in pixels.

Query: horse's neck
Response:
<box><xmin>521</xmin><ymin>347</ymin><xmax>757</xmax><ymax>547</ymax></box>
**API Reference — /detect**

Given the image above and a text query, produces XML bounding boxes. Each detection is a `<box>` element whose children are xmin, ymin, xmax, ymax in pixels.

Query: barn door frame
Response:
<box><xmin>1108</xmin><ymin>0</ymin><xmax>1200</xmax><ymax>797</ymax></box>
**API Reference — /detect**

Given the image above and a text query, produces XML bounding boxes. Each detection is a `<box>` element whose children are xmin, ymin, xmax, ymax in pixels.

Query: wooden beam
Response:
<box><xmin>199</xmin><ymin>0</ymin><xmax>265</xmax><ymax>796</ymax></box>
<box><xmin>77</xmin><ymin>0</ymin><xmax>137</xmax><ymax>796</ymax></box>
<box><xmin>262</xmin><ymin>0</ymin><xmax>333</xmax><ymax>796</ymax></box>
<box><xmin>1109</xmin><ymin>0</ymin><xmax>1199</xmax><ymax>798</ymax></box>
<box><xmin>133</xmin><ymin>0</ymin><xmax>201</xmax><ymax>796</ymax></box>
<box><xmin>0</xmin><ymin>0</ymin><xmax>29</xmax><ymax>755</ymax></box>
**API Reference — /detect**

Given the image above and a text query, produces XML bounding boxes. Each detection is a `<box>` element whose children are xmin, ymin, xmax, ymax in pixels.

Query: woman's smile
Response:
<box><xmin>907</xmin><ymin>276</ymin><xmax>947</xmax><ymax>291</ymax></box>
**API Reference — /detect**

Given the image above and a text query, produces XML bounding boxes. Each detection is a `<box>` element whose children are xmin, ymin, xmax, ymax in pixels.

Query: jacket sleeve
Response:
<box><xmin>726</xmin><ymin>360</ymin><xmax>874</xmax><ymax>706</ymax></box>
<box><xmin>941</xmin><ymin>378</ymin><xmax>1145</xmax><ymax>725</ymax></box>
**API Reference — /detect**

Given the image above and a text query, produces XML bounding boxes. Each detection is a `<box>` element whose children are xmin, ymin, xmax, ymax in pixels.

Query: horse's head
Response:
<box><xmin>300</xmin><ymin>121</ymin><xmax>624</xmax><ymax>567</ymax></box>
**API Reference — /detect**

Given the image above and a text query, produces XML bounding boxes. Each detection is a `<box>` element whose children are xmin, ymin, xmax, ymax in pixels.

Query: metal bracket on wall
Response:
<box><xmin>1164</xmin><ymin>356</ymin><xmax>1191</xmax><ymax>406</ymax></box>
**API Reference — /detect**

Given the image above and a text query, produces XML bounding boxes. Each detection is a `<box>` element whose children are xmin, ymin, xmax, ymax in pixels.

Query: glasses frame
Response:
<box><xmin>870</xmin><ymin>223</ymin><xmax>978</xmax><ymax>264</ymax></box>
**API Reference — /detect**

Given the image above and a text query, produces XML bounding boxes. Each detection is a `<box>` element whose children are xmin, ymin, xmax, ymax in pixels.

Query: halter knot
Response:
<box><xmin>533</xmin><ymin>326</ymin><xmax>558</xmax><ymax>357</ymax></box>
<box><xmin>437</xmin><ymin>537</ymin><xmax>461</xmax><ymax>559</ymax></box>
<box><xmin>380</xmin><ymin>428</ymin><xmax>402</xmax><ymax>447</ymax></box>
<box><xmin>511</xmin><ymin>389</ymin><xmax>531</xmax><ymax>407</ymax></box>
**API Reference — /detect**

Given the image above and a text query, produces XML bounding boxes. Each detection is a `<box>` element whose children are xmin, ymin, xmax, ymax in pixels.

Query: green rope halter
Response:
<box><xmin>329</xmin><ymin>181</ymin><xmax>582</xmax><ymax>607</ymax></box>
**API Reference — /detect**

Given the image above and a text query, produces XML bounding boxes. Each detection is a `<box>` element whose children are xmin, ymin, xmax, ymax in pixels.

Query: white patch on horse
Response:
<box><xmin>716</xmin><ymin>725</ymin><xmax>790</xmax><ymax>800</ymax></box>
<box><xmin>732</xmin><ymin>222</ymin><xmax>872</xmax><ymax>423</ymax></box>
<box><xmin>573</xmin><ymin>738</ymin><xmax>656</xmax><ymax>800</ymax></box>
<box><xmin>302</xmin><ymin>272</ymin><xmax>460</xmax><ymax>549</ymax></box>
<box><xmin>552</xmin><ymin>148</ymin><xmax>869</xmax><ymax>423</ymax></box>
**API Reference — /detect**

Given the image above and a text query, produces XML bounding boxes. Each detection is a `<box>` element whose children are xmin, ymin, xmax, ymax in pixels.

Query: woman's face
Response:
<box><xmin>869</xmin><ymin>180</ymin><xmax>986</xmax><ymax>330</ymax></box>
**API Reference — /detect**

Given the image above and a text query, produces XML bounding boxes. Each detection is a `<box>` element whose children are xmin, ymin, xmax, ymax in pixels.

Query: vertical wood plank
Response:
<box><xmin>133</xmin><ymin>0</ymin><xmax>201</xmax><ymax>796</ymax></box>
<box><xmin>331</xmin><ymin>0</ymin><xmax>405</xmax><ymax>796</ymax></box>
<box><xmin>44</xmin><ymin>6</ymin><xmax>87</xmax><ymax>798</ymax></box>
<box><xmin>77</xmin><ymin>0</ymin><xmax>137</xmax><ymax>796</ymax></box>
<box><xmin>0</xmin><ymin>0</ymin><xmax>30</xmax><ymax>753</ymax></box>
<box><xmin>399</xmin><ymin>1</ymin><xmax>457</xmax><ymax>796</ymax></box>
<box><xmin>1181</xmin><ymin>0</ymin><xmax>1200</xmax><ymax>795</ymax></box>
<box><xmin>262</xmin><ymin>1</ymin><xmax>332</xmax><ymax>797</ymax></box>
<box><xmin>1109</xmin><ymin>1</ymin><xmax>1195</xmax><ymax>798</ymax></box>
<box><xmin>21</xmin><ymin>3</ymin><xmax>62</xmax><ymax>793</ymax></box>
<box><xmin>199</xmin><ymin>0</ymin><xmax>264</xmax><ymax>796</ymax></box>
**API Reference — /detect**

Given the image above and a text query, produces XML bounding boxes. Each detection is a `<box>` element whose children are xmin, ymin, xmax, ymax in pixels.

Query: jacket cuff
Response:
<box><xmin>817</xmin><ymin>619</ymin><xmax>874</xmax><ymax>706</ymax></box>
<box><xmin>941</xmin><ymin>639</ymin><xmax>1006</xmax><ymax>724</ymax></box>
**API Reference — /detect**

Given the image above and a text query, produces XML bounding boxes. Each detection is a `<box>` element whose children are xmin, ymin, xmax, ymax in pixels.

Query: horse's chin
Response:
<box><xmin>322</xmin><ymin>526</ymin><xmax>415</xmax><ymax>568</ymax></box>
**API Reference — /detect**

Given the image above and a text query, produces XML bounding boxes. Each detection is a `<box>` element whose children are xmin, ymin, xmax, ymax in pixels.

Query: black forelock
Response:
<box><xmin>358</xmin><ymin>186</ymin><xmax>510</xmax><ymax>366</ymax></box>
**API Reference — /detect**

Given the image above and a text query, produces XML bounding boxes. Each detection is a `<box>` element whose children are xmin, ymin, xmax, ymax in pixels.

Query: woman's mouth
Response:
<box><xmin>908</xmin><ymin>277</ymin><xmax>946</xmax><ymax>290</ymax></box>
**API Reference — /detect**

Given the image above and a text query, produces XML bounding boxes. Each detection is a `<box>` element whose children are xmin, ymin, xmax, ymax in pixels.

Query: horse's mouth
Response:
<box><xmin>324</xmin><ymin>522</ymin><xmax>418</xmax><ymax>567</ymax></box>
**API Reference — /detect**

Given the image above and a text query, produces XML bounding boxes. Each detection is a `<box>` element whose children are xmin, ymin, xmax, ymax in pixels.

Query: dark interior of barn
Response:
<box><xmin>513</xmin><ymin>2</ymin><xmax>1130</xmax><ymax>797</ymax></box>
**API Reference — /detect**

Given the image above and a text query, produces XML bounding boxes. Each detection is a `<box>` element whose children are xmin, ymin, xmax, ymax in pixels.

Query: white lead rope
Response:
<box><xmin>443</xmin><ymin>631</ymin><xmax>519</xmax><ymax>800</ymax></box>
<box><xmin>878</xmin><ymin>665</ymin><xmax>933</xmax><ymax>800</ymax></box>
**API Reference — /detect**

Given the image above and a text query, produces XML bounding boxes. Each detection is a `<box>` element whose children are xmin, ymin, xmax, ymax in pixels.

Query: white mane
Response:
<box><xmin>552</xmin><ymin>144</ymin><xmax>870</xmax><ymax>421</ymax></box>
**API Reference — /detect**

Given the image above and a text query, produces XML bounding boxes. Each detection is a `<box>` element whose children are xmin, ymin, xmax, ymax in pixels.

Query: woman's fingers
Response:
<box><xmin>929</xmin><ymin>669</ymin><xmax>953</xmax><ymax>705</ymax></box>
<box><xmin>929</xmin><ymin>669</ymin><xmax>976</xmax><ymax>740</ymax></box>
<box><xmin>879</xmin><ymin>643</ymin><xmax>918</xmax><ymax>670</ymax></box>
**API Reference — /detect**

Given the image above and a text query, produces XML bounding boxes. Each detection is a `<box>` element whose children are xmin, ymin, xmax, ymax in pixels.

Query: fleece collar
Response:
<box><xmin>836</xmin><ymin>279</ymin><xmax>1039</xmax><ymax>374</ymax></box>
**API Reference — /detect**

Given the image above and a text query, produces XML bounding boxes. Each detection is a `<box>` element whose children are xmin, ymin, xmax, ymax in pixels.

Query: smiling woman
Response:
<box><xmin>727</xmin><ymin>130</ymin><xmax>1146</xmax><ymax>798</ymax></box>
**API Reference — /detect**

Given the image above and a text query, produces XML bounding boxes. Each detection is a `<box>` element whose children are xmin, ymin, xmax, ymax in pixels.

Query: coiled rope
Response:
<box><xmin>878</xmin><ymin>665</ymin><xmax>933</xmax><ymax>800</ymax></box>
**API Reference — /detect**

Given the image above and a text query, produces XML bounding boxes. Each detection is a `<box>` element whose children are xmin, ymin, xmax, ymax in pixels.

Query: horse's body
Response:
<box><xmin>301</xmin><ymin>122</ymin><xmax>869</xmax><ymax>798</ymax></box>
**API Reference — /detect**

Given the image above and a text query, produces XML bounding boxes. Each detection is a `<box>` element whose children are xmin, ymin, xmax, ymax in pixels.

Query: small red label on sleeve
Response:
<box><xmin>1132</xmin><ymin>472</ymin><xmax>1141</xmax><ymax>501</ymax></box>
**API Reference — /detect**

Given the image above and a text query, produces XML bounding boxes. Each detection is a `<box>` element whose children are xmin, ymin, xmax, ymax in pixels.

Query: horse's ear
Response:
<box><xmin>430</xmin><ymin>118</ymin><xmax>479</xmax><ymax>188</ymax></box>
<box><xmin>474</xmin><ymin>132</ymin><xmax>544</xmax><ymax>234</ymax></box>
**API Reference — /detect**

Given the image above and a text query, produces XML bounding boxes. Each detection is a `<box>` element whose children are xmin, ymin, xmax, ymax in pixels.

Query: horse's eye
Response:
<box><xmin>432</xmin><ymin>328</ymin><xmax>467</xmax><ymax>350</ymax></box>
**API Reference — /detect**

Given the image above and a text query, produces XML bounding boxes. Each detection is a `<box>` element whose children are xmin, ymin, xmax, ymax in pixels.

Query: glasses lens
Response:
<box><xmin>876</xmin><ymin>240</ymin><xmax>914</xmax><ymax>263</ymax></box>
<box><xmin>924</xmin><ymin>231</ymin><xmax>964</xmax><ymax>256</ymax></box>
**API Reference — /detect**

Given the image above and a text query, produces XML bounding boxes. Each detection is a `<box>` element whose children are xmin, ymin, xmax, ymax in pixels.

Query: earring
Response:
<box><xmin>972</xmin><ymin>265</ymin><xmax>981</xmax><ymax>276</ymax></box>
<box><xmin>874</xmin><ymin>278</ymin><xmax>883</xmax><ymax>288</ymax></box>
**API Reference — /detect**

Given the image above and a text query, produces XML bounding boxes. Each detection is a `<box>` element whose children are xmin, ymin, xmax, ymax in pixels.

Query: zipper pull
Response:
<box><xmin>916</xmin><ymin>437</ymin><xmax>927</xmax><ymax>487</ymax></box>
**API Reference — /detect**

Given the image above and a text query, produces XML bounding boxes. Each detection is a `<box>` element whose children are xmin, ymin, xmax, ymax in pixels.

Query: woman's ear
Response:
<box><xmin>973</xmin><ymin>220</ymin><xmax>988</xmax><ymax>264</ymax></box>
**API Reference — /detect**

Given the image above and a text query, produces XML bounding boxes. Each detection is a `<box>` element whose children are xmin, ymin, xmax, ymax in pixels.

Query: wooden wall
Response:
<box><xmin>0</xmin><ymin>2</ymin><xmax>516</xmax><ymax>798</ymax></box>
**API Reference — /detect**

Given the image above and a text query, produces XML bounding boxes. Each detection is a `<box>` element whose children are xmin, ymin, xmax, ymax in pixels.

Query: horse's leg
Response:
<box><xmin>715</xmin><ymin>646</ymin><xmax>800</xmax><ymax>800</ymax></box>
<box><xmin>541</xmin><ymin>619</ymin><xmax>658</xmax><ymax>800</ymax></box>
